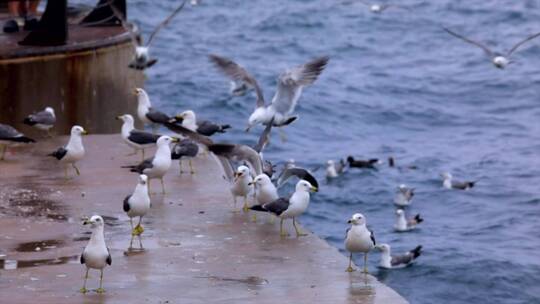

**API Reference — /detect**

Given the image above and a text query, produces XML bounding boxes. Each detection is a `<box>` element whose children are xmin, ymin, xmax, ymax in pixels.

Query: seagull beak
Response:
<box><xmin>82</xmin><ymin>130</ymin><xmax>88</xmax><ymax>135</ymax></box>
<box><xmin>132</xmin><ymin>89</ymin><xmax>139</xmax><ymax>95</ymax></box>
<box><xmin>171</xmin><ymin>137</ymin><xmax>180</xmax><ymax>143</ymax></box>
<box><xmin>311</xmin><ymin>186</ymin><xmax>318</xmax><ymax>193</ymax></box>
<box><xmin>115</xmin><ymin>115</ymin><xmax>122</xmax><ymax>120</ymax></box>
<box><xmin>248</xmin><ymin>182</ymin><xmax>254</xmax><ymax>186</ymax></box>
<box><xmin>82</xmin><ymin>216</ymin><xmax>90</xmax><ymax>225</ymax></box>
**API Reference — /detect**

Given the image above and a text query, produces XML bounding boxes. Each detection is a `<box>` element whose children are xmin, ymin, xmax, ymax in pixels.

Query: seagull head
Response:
<box><xmin>246</xmin><ymin>108</ymin><xmax>267</xmax><ymax>132</ymax></box>
<box><xmin>347</xmin><ymin>213</ymin><xmax>366</xmax><ymax>225</ymax></box>
<box><xmin>493</xmin><ymin>56</ymin><xmax>509</xmax><ymax>69</ymax></box>
<box><xmin>371</xmin><ymin>4</ymin><xmax>382</xmax><ymax>12</ymax></box>
<box><xmin>83</xmin><ymin>215</ymin><xmax>104</xmax><ymax>229</ymax></box>
<box><xmin>44</xmin><ymin>107</ymin><xmax>55</xmax><ymax>116</ymax></box>
<box><xmin>138</xmin><ymin>174</ymin><xmax>148</xmax><ymax>185</ymax></box>
<box><xmin>346</xmin><ymin>156</ymin><xmax>355</xmax><ymax>163</ymax></box>
<box><xmin>134</xmin><ymin>88</ymin><xmax>150</xmax><ymax>105</ymax></box>
<box><xmin>116</xmin><ymin>114</ymin><xmax>134</xmax><ymax>124</ymax></box>
<box><xmin>71</xmin><ymin>125</ymin><xmax>88</xmax><ymax>136</ymax></box>
<box><xmin>440</xmin><ymin>172</ymin><xmax>452</xmax><ymax>180</ymax></box>
<box><xmin>175</xmin><ymin>110</ymin><xmax>196</xmax><ymax>124</ymax></box>
<box><xmin>375</xmin><ymin>243</ymin><xmax>390</xmax><ymax>252</ymax></box>
<box><xmin>234</xmin><ymin>165</ymin><xmax>250</xmax><ymax>181</ymax></box>
<box><xmin>157</xmin><ymin>135</ymin><xmax>178</xmax><ymax>146</ymax></box>
<box><xmin>296</xmin><ymin>180</ymin><xmax>318</xmax><ymax>193</ymax></box>
<box><xmin>135</xmin><ymin>46</ymin><xmax>149</xmax><ymax>60</ymax></box>
<box><xmin>249</xmin><ymin>174</ymin><xmax>271</xmax><ymax>187</ymax></box>
<box><xmin>395</xmin><ymin>209</ymin><xmax>404</xmax><ymax>216</ymax></box>
<box><xmin>327</xmin><ymin>160</ymin><xmax>335</xmax><ymax>167</ymax></box>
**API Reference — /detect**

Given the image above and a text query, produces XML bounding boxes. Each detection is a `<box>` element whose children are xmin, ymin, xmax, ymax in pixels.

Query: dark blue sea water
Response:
<box><xmin>123</xmin><ymin>1</ymin><xmax>540</xmax><ymax>303</ymax></box>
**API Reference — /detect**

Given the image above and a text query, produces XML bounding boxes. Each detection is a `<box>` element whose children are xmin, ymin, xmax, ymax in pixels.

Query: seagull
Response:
<box><xmin>80</xmin><ymin>215</ymin><xmax>111</xmax><ymax>294</ymax></box>
<box><xmin>394</xmin><ymin>209</ymin><xmax>423</xmax><ymax>232</ymax></box>
<box><xmin>326</xmin><ymin>159</ymin><xmax>347</xmax><ymax>178</ymax></box>
<box><xmin>23</xmin><ymin>106</ymin><xmax>56</xmax><ymax>136</ymax></box>
<box><xmin>388</xmin><ymin>156</ymin><xmax>418</xmax><ymax>170</ymax></box>
<box><xmin>376</xmin><ymin>244</ymin><xmax>422</xmax><ymax>269</ymax></box>
<box><xmin>230</xmin><ymin>165</ymin><xmax>253</xmax><ymax>212</ymax></box>
<box><xmin>358</xmin><ymin>1</ymin><xmax>405</xmax><ymax>13</ymax></box>
<box><xmin>170</xmin><ymin>110</ymin><xmax>231</xmax><ymax>137</ymax></box>
<box><xmin>276</xmin><ymin>166</ymin><xmax>319</xmax><ymax>190</ymax></box>
<box><xmin>0</xmin><ymin>123</ymin><xmax>35</xmax><ymax>160</ymax></box>
<box><xmin>250</xmin><ymin>180</ymin><xmax>317</xmax><ymax>237</ymax></box>
<box><xmin>209</xmin><ymin>143</ymin><xmax>264</xmax><ymax>176</ymax></box>
<box><xmin>171</xmin><ymin>139</ymin><xmax>199</xmax><ymax>174</ymax></box>
<box><xmin>48</xmin><ymin>125</ymin><xmax>87</xmax><ymax>179</ymax></box>
<box><xmin>109</xmin><ymin>0</ymin><xmax>188</xmax><ymax>70</ymax></box>
<box><xmin>208</xmin><ymin>54</ymin><xmax>330</xmax><ymax>134</ymax></box>
<box><xmin>442</xmin><ymin>27</ymin><xmax>540</xmax><ymax>69</ymax></box>
<box><xmin>345</xmin><ymin>213</ymin><xmax>376</xmax><ymax>273</ymax></box>
<box><xmin>441</xmin><ymin>172</ymin><xmax>479</xmax><ymax>190</ymax></box>
<box><xmin>134</xmin><ymin>88</ymin><xmax>172</xmax><ymax>133</ymax></box>
<box><xmin>123</xmin><ymin>175</ymin><xmax>151</xmax><ymax>250</ymax></box>
<box><xmin>123</xmin><ymin>136</ymin><xmax>178</xmax><ymax>193</ymax></box>
<box><xmin>116</xmin><ymin>114</ymin><xmax>160</xmax><ymax>160</ymax></box>
<box><xmin>347</xmin><ymin>156</ymin><xmax>378</xmax><ymax>169</ymax></box>
<box><xmin>394</xmin><ymin>184</ymin><xmax>415</xmax><ymax>207</ymax></box>
<box><xmin>249</xmin><ymin>174</ymin><xmax>279</xmax><ymax>215</ymax></box>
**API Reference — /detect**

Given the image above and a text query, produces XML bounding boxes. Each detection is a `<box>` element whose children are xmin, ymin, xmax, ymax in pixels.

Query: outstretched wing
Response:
<box><xmin>163</xmin><ymin>122</ymin><xmax>214</xmax><ymax>146</ymax></box>
<box><xmin>108</xmin><ymin>1</ymin><xmax>140</xmax><ymax>48</ymax></box>
<box><xmin>507</xmin><ymin>31</ymin><xmax>540</xmax><ymax>56</ymax></box>
<box><xmin>146</xmin><ymin>0</ymin><xmax>189</xmax><ymax>46</ymax></box>
<box><xmin>442</xmin><ymin>27</ymin><xmax>494</xmax><ymax>58</ymax></box>
<box><xmin>208</xmin><ymin>144</ymin><xmax>263</xmax><ymax>176</ymax></box>
<box><xmin>277</xmin><ymin>167</ymin><xmax>319</xmax><ymax>189</ymax></box>
<box><xmin>253</xmin><ymin>117</ymin><xmax>274</xmax><ymax>153</ymax></box>
<box><xmin>209</xmin><ymin>54</ymin><xmax>266</xmax><ymax>108</ymax></box>
<box><xmin>271</xmin><ymin>56</ymin><xmax>329</xmax><ymax>115</ymax></box>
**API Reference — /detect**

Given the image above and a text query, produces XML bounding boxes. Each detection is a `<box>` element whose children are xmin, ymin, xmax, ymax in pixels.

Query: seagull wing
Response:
<box><xmin>163</xmin><ymin>122</ymin><xmax>214</xmax><ymax>146</ymax></box>
<box><xmin>507</xmin><ymin>31</ymin><xmax>540</xmax><ymax>56</ymax></box>
<box><xmin>0</xmin><ymin>123</ymin><xmax>35</xmax><ymax>143</ymax></box>
<box><xmin>146</xmin><ymin>0</ymin><xmax>188</xmax><ymax>46</ymax></box>
<box><xmin>128</xmin><ymin>157</ymin><xmax>155</xmax><ymax>174</ymax></box>
<box><xmin>171</xmin><ymin>140</ymin><xmax>198</xmax><ymax>159</ymax></box>
<box><xmin>391</xmin><ymin>245</ymin><xmax>422</xmax><ymax>267</ymax></box>
<box><xmin>276</xmin><ymin>167</ymin><xmax>319</xmax><ymax>189</ymax></box>
<box><xmin>253</xmin><ymin>117</ymin><xmax>274</xmax><ymax>153</ymax></box>
<box><xmin>146</xmin><ymin>107</ymin><xmax>171</xmax><ymax>124</ymax></box>
<box><xmin>208</xmin><ymin>143</ymin><xmax>263</xmax><ymax>176</ymax></box>
<box><xmin>209</xmin><ymin>54</ymin><xmax>266</xmax><ymax>108</ymax></box>
<box><xmin>25</xmin><ymin>110</ymin><xmax>55</xmax><ymax>126</ymax></box>
<box><xmin>123</xmin><ymin>194</ymin><xmax>132</xmax><ymax>212</ymax></box>
<box><xmin>442</xmin><ymin>27</ymin><xmax>494</xmax><ymax>58</ymax></box>
<box><xmin>271</xmin><ymin>56</ymin><xmax>329</xmax><ymax>115</ymax></box>
<box><xmin>215</xmin><ymin>155</ymin><xmax>235</xmax><ymax>182</ymax></box>
<box><xmin>369</xmin><ymin>228</ymin><xmax>376</xmax><ymax>246</ymax></box>
<box><xmin>108</xmin><ymin>1</ymin><xmax>140</xmax><ymax>48</ymax></box>
<box><xmin>128</xmin><ymin>130</ymin><xmax>160</xmax><ymax>145</ymax></box>
<box><xmin>262</xmin><ymin>197</ymin><xmax>290</xmax><ymax>216</ymax></box>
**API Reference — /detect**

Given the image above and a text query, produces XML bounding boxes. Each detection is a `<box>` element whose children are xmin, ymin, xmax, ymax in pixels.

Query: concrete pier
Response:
<box><xmin>0</xmin><ymin>135</ymin><xmax>408</xmax><ymax>303</ymax></box>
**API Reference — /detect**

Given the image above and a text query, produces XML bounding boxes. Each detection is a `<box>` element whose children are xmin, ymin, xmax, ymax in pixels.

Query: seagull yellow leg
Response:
<box><xmin>179</xmin><ymin>159</ymin><xmax>184</xmax><ymax>174</ymax></box>
<box><xmin>160</xmin><ymin>178</ymin><xmax>166</xmax><ymax>194</ymax></box>
<box><xmin>242</xmin><ymin>196</ymin><xmax>249</xmax><ymax>212</ymax></box>
<box><xmin>268</xmin><ymin>214</ymin><xmax>275</xmax><ymax>224</ymax></box>
<box><xmin>189</xmin><ymin>159</ymin><xmax>195</xmax><ymax>175</ymax></box>
<box><xmin>251</xmin><ymin>213</ymin><xmax>257</xmax><ymax>222</ymax></box>
<box><xmin>293</xmin><ymin>217</ymin><xmax>307</xmax><ymax>237</ymax></box>
<box><xmin>96</xmin><ymin>269</ymin><xmax>105</xmax><ymax>293</ymax></box>
<box><xmin>363</xmin><ymin>253</ymin><xmax>369</xmax><ymax>274</ymax></box>
<box><xmin>72</xmin><ymin>163</ymin><xmax>80</xmax><ymax>175</ymax></box>
<box><xmin>0</xmin><ymin>145</ymin><xmax>5</xmax><ymax>160</ymax></box>
<box><xmin>64</xmin><ymin>165</ymin><xmax>69</xmax><ymax>180</ymax></box>
<box><xmin>279</xmin><ymin>218</ymin><xmax>287</xmax><ymax>237</ymax></box>
<box><xmin>133</xmin><ymin>217</ymin><xmax>144</xmax><ymax>236</ymax></box>
<box><xmin>80</xmin><ymin>268</ymin><xmax>89</xmax><ymax>293</ymax></box>
<box><xmin>346</xmin><ymin>252</ymin><xmax>355</xmax><ymax>272</ymax></box>
<box><xmin>137</xmin><ymin>234</ymin><xmax>144</xmax><ymax>249</ymax></box>
<box><xmin>129</xmin><ymin>218</ymin><xmax>135</xmax><ymax>249</ymax></box>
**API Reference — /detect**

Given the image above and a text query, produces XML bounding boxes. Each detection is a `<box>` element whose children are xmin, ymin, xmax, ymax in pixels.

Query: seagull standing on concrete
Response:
<box><xmin>376</xmin><ymin>244</ymin><xmax>422</xmax><ymax>269</ymax></box>
<box><xmin>441</xmin><ymin>172</ymin><xmax>479</xmax><ymax>190</ymax></box>
<box><xmin>230</xmin><ymin>165</ymin><xmax>253</xmax><ymax>212</ymax></box>
<box><xmin>135</xmin><ymin>88</ymin><xmax>172</xmax><ymax>133</ymax></box>
<box><xmin>394</xmin><ymin>184</ymin><xmax>415</xmax><ymax>207</ymax></box>
<box><xmin>250</xmin><ymin>180</ymin><xmax>317</xmax><ymax>237</ymax></box>
<box><xmin>171</xmin><ymin>139</ymin><xmax>199</xmax><ymax>174</ymax></box>
<box><xmin>124</xmin><ymin>174</ymin><xmax>151</xmax><ymax>250</ymax></box>
<box><xmin>80</xmin><ymin>215</ymin><xmax>111</xmax><ymax>294</ymax></box>
<box><xmin>170</xmin><ymin>110</ymin><xmax>231</xmax><ymax>136</ymax></box>
<box><xmin>48</xmin><ymin>125</ymin><xmax>87</xmax><ymax>179</ymax></box>
<box><xmin>124</xmin><ymin>136</ymin><xmax>178</xmax><ymax>194</ymax></box>
<box><xmin>345</xmin><ymin>213</ymin><xmax>376</xmax><ymax>273</ymax></box>
<box><xmin>394</xmin><ymin>209</ymin><xmax>423</xmax><ymax>232</ymax></box>
<box><xmin>116</xmin><ymin>114</ymin><xmax>160</xmax><ymax>160</ymax></box>
<box><xmin>0</xmin><ymin>123</ymin><xmax>35</xmax><ymax>160</ymax></box>
<box><xmin>443</xmin><ymin>27</ymin><xmax>540</xmax><ymax>69</ymax></box>
<box><xmin>23</xmin><ymin>106</ymin><xmax>56</xmax><ymax>136</ymax></box>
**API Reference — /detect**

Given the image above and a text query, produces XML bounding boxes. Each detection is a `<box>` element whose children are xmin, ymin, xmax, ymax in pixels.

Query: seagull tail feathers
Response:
<box><xmin>414</xmin><ymin>214</ymin><xmax>423</xmax><ymax>224</ymax></box>
<box><xmin>249</xmin><ymin>205</ymin><xmax>267</xmax><ymax>212</ymax></box>
<box><xmin>23</xmin><ymin>117</ymin><xmax>36</xmax><ymax>126</ymax></box>
<box><xmin>218</xmin><ymin>124</ymin><xmax>231</xmax><ymax>133</ymax></box>
<box><xmin>411</xmin><ymin>245</ymin><xmax>423</xmax><ymax>259</ymax></box>
<box><xmin>12</xmin><ymin>136</ymin><xmax>36</xmax><ymax>143</ymax></box>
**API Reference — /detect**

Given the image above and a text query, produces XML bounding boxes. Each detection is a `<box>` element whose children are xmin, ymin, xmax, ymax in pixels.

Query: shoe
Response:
<box><xmin>23</xmin><ymin>17</ymin><xmax>39</xmax><ymax>31</ymax></box>
<box><xmin>3</xmin><ymin>19</ymin><xmax>19</xmax><ymax>33</ymax></box>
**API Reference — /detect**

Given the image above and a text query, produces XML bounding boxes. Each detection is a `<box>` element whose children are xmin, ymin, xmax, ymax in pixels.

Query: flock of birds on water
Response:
<box><xmin>1</xmin><ymin>0</ymin><xmax>539</xmax><ymax>296</ymax></box>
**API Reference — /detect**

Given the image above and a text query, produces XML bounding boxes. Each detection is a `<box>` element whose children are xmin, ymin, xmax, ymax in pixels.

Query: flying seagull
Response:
<box><xmin>276</xmin><ymin>167</ymin><xmax>319</xmax><ymax>190</ymax></box>
<box><xmin>394</xmin><ymin>209</ymin><xmax>423</xmax><ymax>232</ymax></box>
<box><xmin>116</xmin><ymin>114</ymin><xmax>160</xmax><ymax>160</ymax></box>
<box><xmin>326</xmin><ymin>159</ymin><xmax>347</xmax><ymax>179</ymax></box>
<box><xmin>250</xmin><ymin>180</ymin><xmax>317</xmax><ymax>237</ymax></box>
<box><xmin>170</xmin><ymin>110</ymin><xmax>231</xmax><ymax>137</ymax></box>
<box><xmin>123</xmin><ymin>136</ymin><xmax>178</xmax><ymax>193</ymax></box>
<box><xmin>0</xmin><ymin>123</ymin><xmax>35</xmax><ymax>160</ymax></box>
<box><xmin>48</xmin><ymin>125</ymin><xmax>87</xmax><ymax>179</ymax></box>
<box><xmin>109</xmin><ymin>0</ymin><xmax>188</xmax><ymax>70</ymax></box>
<box><xmin>80</xmin><ymin>215</ymin><xmax>111</xmax><ymax>294</ymax></box>
<box><xmin>135</xmin><ymin>88</ymin><xmax>172</xmax><ymax>133</ymax></box>
<box><xmin>23</xmin><ymin>106</ymin><xmax>56</xmax><ymax>136</ymax></box>
<box><xmin>443</xmin><ymin>27</ymin><xmax>540</xmax><ymax>69</ymax></box>
<box><xmin>345</xmin><ymin>213</ymin><xmax>376</xmax><ymax>273</ymax></box>
<box><xmin>394</xmin><ymin>184</ymin><xmax>415</xmax><ymax>207</ymax></box>
<box><xmin>376</xmin><ymin>244</ymin><xmax>422</xmax><ymax>269</ymax></box>
<box><xmin>171</xmin><ymin>138</ymin><xmax>199</xmax><ymax>174</ymax></box>
<box><xmin>208</xmin><ymin>54</ymin><xmax>330</xmax><ymax>134</ymax></box>
<box><xmin>123</xmin><ymin>175</ymin><xmax>151</xmax><ymax>250</ymax></box>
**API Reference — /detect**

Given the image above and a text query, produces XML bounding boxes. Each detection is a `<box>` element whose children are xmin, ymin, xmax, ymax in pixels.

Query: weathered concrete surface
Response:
<box><xmin>0</xmin><ymin>135</ymin><xmax>408</xmax><ymax>304</ymax></box>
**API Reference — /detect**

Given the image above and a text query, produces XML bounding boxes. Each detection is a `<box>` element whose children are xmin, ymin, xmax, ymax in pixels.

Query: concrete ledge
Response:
<box><xmin>0</xmin><ymin>135</ymin><xmax>408</xmax><ymax>303</ymax></box>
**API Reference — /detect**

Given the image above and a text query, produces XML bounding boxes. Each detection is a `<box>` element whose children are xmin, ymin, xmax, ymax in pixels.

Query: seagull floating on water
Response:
<box><xmin>208</xmin><ymin>54</ymin><xmax>329</xmax><ymax>134</ymax></box>
<box><xmin>347</xmin><ymin>156</ymin><xmax>378</xmax><ymax>169</ymax></box>
<box><xmin>80</xmin><ymin>215</ymin><xmax>111</xmax><ymax>294</ymax></box>
<box><xmin>326</xmin><ymin>159</ymin><xmax>347</xmax><ymax>179</ymax></box>
<box><xmin>376</xmin><ymin>244</ymin><xmax>422</xmax><ymax>269</ymax></box>
<box><xmin>0</xmin><ymin>123</ymin><xmax>35</xmax><ymax>160</ymax></box>
<box><xmin>442</xmin><ymin>27</ymin><xmax>540</xmax><ymax>69</ymax></box>
<box><xmin>117</xmin><ymin>114</ymin><xmax>160</xmax><ymax>160</ymax></box>
<box><xmin>358</xmin><ymin>1</ymin><xmax>405</xmax><ymax>13</ymax></box>
<box><xmin>230</xmin><ymin>165</ymin><xmax>253</xmax><ymax>212</ymax></box>
<box><xmin>170</xmin><ymin>110</ymin><xmax>231</xmax><ymax>137</ymax></box>
<box><xmin>109</xmin><ymin>0</ymin><xmax>188</xmax><ymax>70</ymax></box>
<box><xmin>441</xmin><ymin>172</ymin><xmax>479</xmax><ymax>190</ymax></box>
<box><xmin>23</xmin><ymin>106</ymin><xmax>56</xmax><ymax>136</ymax></box>
<box><xmin>48</xmin><ymin>125</ymin><xmax>87</xmax><ymax>179</ymax></box>
<box><xmin>394</xmin><ymin>209</ymin><xmax>423</xmax><ymax>232</ymax></box>
<box><xmin>394</xmin><ymin>184</ymin><xmax>415</xmax><ymax>207</ymax></box>
<box><xmin>250</xmin><ymin>180</ymin><xmax>317</xmax><ymax>237</ymax></box>
<box><xmin>123</xmin><ymin>175</ymin><xmax>151</xmax><ymax>250</ymax></box>
<box><xmin>345</xmin><ymin>213</ymin><xmax>376</xmax><ymax>273</ymax></box>
<box><xmin>171</xmin><ymin>139</ymin><xmax>199</xmax><ymax>174</ymax></box>
<box><xmin>135</xmin><ymin>88</ymin><xmax>172</xmax><ymax>133</ymax></box>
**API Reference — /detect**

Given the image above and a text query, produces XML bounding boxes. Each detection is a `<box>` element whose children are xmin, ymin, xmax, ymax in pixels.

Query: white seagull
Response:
<box><xmin>394</xmin><ymin>209</ymin><xmax>423</xmax><ymax>232</ymax></box>
<box><xmin>135</xmin><ymin>88</ymin><xmax>172</xmax><ymax>133</ymax></box>
<box><xmin>116</xmin><ymin>114</ymin><xmax>160</xmax><ymax>160</ymax></box>
<box><xmin>443</xmin><ymin>27</ymin><xmax>540</xmax><ymax>69</ymax></box>
<box><xmin>376</xmin><ymin>244</ymin><xmax>422</xmax><ymax>269</ymax></box>
<box><xmin>230</xmin><ymin>165</ymin><xmax>253</xmax><ymax>212</ymax></box>
<box><xmin>23</xmin><ymin>106</ymin><xmax>56</xmax><ymax>136</ymax></box>
<box><xmin>394</xmin><ymin>184</ymin><xmax>415</xmax><ymax>207</ymax></box>
<box><xmin>0</xmin><ymin>123</ymin><xmax>35</xmax><ymax>160</ymax></box>
<box><xmin>250</xmin><ymin>180</ymin><xmax>317</xmax><ymax>237</ymax></box>
<box><xmin>170</xmin><ymin>110</ymin><xmax>231</xmax><ymax>137</ymax></box>
<box><xmin>48</xmin><ymin>125</ymin><xmax>87</xmax><ymax>179</ymax></box>
<box><xmin>80</xmin><ymin>215</ymin><xmax>111</xmax><ymax>294</ymax></box>
<box><xmin>124</xmin><ymin>136</ymin><xmax>178</xmax><ymax>193</ymax></box>
<box><xmin>345</xmin><ymin>213</ymin><xmax>376</xmax><ymax>273</ymax></box>
<box><xmin>326</xmin><ymin>159</ymin><xmax>347</xmax><ymax>179</ymax></box>
<box><xmin>441</xmin><ymin>172</ymin><xmax>479</xmax><ymax>190</ymax></box>
<box><xmin>208</xmin><ymin>54</ymin><xmax>330</xmax><ymax>133</ymax></box>
<box><xmin>123</xmin><ymin>174</ymin><xmax>151</xmax><ymax>250</ymax></box>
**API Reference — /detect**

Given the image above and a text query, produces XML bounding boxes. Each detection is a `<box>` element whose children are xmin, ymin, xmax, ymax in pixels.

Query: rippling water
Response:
<box><xmin>122</xmin><ymin>0</ymin><xmax>540</xmax><ymax>303</ymax></box>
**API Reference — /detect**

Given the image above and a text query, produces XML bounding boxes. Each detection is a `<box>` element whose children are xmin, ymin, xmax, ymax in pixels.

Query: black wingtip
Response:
<box><xmin>219</xmin><ymin>124</ymin><xmax>231</xmax><ymax>132</ymax></box>
<box><xmin>23</xmin><ymin>117</ymin><xmax>35</xmax><ymax>126</ymax></box>
<box><xmin>415</xmin><ymin>214</ymin><xmax>424</xmax><ymax>224</ymax></box>
<box><xmin>249</xmin><ymin>205</ymin><xmax>267</xmax><ymax>212</ymax></box>
<box><xmin>11</xmin><ymin>136</ymin><xmax>36</xmax><ymax>143</ymax></box>
<box><xmin>412</xmin><ymin>245</ymin><xmax>423</xmax><ymax>258</ymax></box>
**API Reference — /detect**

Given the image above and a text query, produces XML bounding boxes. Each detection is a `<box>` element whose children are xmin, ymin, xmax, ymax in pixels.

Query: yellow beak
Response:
<box><xmin>311</xmin><ymin>186</ymin><xmax>318</xmax><ymax>192</ymax></box>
